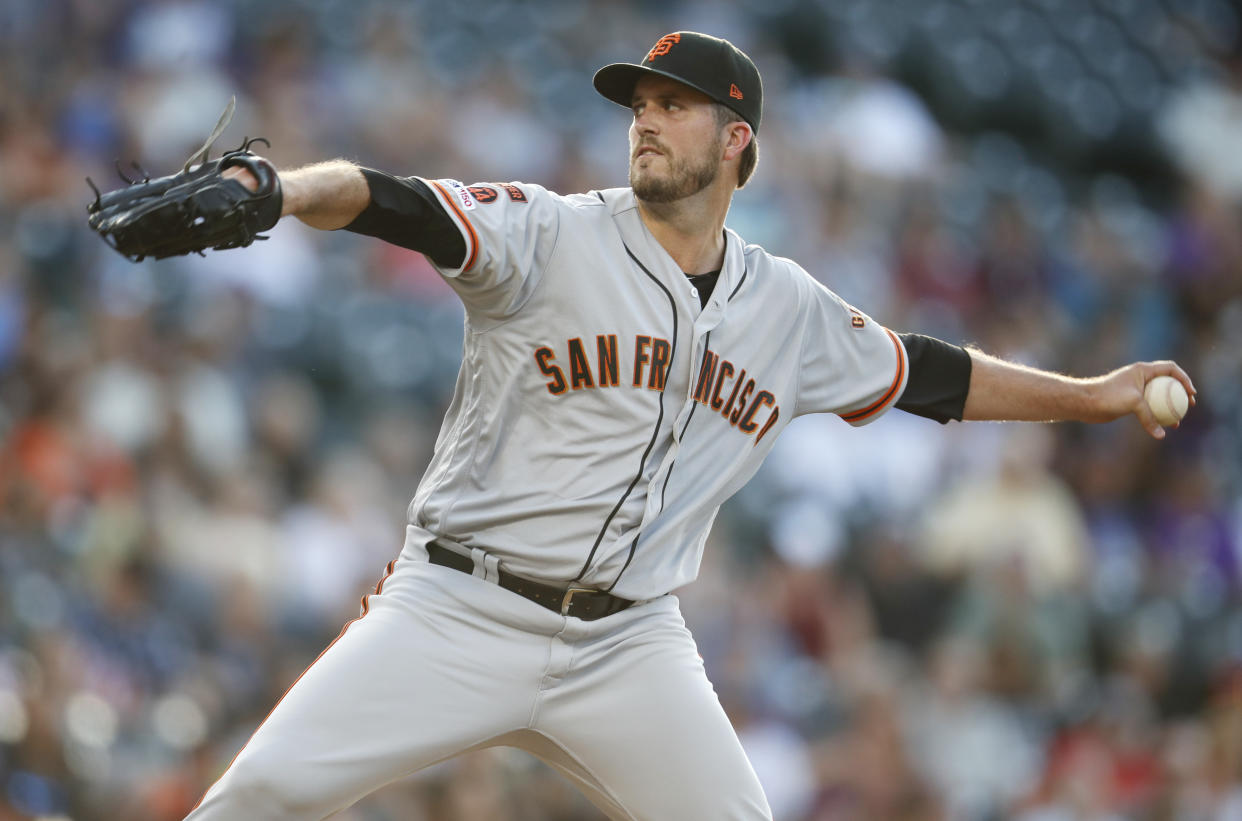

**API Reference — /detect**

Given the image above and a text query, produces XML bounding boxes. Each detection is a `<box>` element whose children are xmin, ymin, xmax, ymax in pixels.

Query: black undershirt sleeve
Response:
<box><xmin>342</xmin><ymin>169</ymin><xmax>466</xmax><ymax>269</ymax></box>
<box><xmin>895</xmin><ymin>333</ymin><xmax>973</xmax><ymax>423</ymax></box>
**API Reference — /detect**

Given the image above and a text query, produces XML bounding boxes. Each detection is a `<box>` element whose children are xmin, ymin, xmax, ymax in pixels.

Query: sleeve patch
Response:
<box><xmin>499</xmin><ymin>183</ymin><xmax>528</xmax><ymax>203</ymax></box>
<box><xmin>443</xmin><ymin>179</ymin><xmax>477</xmax><ymax>211</ymax></box>
<box><xmin>468</xmin><ymin>185</ymin><xmax>499</xmax><ymax>204</ymax></box>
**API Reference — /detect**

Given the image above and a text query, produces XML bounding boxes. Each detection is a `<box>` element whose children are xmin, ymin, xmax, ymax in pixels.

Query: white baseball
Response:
<box><xmin>1144</xmin><ymin>375</ymin><xmax>1189</xmax><ymax>426</ymax></box>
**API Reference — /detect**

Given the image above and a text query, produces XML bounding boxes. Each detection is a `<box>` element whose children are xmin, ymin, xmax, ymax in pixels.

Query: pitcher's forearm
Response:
<box><xmin>962</xmin><ymin>347</ymin><xmax>1196</xmax><ymax>439</ymax></box>
<box><xmin>962</xmin><ymin>350</ymin><xmax>1095</xmax><ymax>423</ymax></box>
<box><xmin>279</xmin><ymin>161</ymin><xmax>370</xmax><ymax>230</ymax></box>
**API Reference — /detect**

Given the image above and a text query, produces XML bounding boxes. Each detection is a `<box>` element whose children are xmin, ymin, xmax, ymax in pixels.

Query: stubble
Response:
<box><xmin>630</xmin><ymin>134</ymin><xmax>722</xmax><ymax>204</ymax></box>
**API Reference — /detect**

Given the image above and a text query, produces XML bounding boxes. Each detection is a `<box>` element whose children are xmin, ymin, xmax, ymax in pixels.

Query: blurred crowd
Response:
<box><xmin>2</xmin><ymin>0</ymin><xmax>1242</xmax><ymax>819</ymax></box>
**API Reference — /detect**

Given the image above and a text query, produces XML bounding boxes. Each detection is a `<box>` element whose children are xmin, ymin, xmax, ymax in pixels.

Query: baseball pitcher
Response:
<box><xmin>90</xmin><ymin>31</ymin><xmax>1195</xmax><ymax>821</ymax></box>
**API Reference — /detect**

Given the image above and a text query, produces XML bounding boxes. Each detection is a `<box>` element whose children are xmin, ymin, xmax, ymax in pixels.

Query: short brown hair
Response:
<box><xmin>714</xmin><ymin>104</ymin><xmax>759</xmax><ymax>188</ymax></box>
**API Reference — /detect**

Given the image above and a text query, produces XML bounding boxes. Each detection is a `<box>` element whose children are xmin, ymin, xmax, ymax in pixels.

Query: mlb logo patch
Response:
<box><xmin>444</xmin><ymin>179</ymin><xmax>477</xmax><ymax>210</ymax></box>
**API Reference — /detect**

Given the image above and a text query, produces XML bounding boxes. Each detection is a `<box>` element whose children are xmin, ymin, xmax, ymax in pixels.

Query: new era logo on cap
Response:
<box><xmin>593</xmin><ymin>31</ymin><xmax>764</xmax><ymax>134</ymax></box>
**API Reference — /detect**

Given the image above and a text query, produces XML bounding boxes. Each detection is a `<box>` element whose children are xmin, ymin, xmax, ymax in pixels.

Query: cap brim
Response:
<box><xmin>593</xmin><ymin>63</ymin><xmax>723</xmax><ymax>112</ymax></box>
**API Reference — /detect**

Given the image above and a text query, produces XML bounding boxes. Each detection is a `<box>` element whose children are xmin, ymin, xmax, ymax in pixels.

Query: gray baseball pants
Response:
<box><xmin>185</xmin><ymin>530</ymin><xmax>771</xmax><ymax>820</ymax></box>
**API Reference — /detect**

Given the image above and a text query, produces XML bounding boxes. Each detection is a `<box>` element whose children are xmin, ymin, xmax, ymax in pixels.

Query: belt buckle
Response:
<box><xmin>560</xmin><ymin>587</ymin><xmax>594</xmax><ymax>616</ymax></box>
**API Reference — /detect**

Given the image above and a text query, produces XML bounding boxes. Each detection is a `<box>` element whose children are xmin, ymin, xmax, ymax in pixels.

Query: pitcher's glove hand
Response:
<box><xmin>86</xmin><ymin>97</ymin><xmax>282</xmax><ymax>262</ymax></box>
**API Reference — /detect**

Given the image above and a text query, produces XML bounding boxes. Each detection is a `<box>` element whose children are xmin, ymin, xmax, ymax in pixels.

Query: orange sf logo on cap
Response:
<box><xmin>646</xmin><ymin>33</ymin><xmax>680</xmax><ymax>62</ymax></box>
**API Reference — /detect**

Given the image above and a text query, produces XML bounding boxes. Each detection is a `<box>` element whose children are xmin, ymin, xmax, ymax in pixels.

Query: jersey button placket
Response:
<box><xmin>672</xmin><ymin>332</ymin><xmax>709</xmax><ymax>439</ymax></box>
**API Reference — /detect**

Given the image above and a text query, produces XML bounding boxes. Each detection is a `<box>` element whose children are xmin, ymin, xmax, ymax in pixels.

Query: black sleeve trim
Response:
<box><xmin>895</xmin><ymin>333</ymin><xmax>972</xmax><ymax>424</ymax></box>
<box><xmin>343</xmin><ymin>169</ymin><xmax>466</xmax><ymax>269</ymax></box>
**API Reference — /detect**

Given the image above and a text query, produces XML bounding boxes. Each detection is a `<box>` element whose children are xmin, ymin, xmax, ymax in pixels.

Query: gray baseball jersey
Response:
<box><xmin>409</xmin><ymin>178</ymin><xmax>908</xmax><ymax>600</ymax></box>
<box><xmin>187</xmin><ymin>178</ymin><xmax>909</xmax><ymax>821</ymax></box>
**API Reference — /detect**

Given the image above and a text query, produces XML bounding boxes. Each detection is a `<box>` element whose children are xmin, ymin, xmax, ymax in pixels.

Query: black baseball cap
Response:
<box><xmin>593</xmin><ymin>32</ymin><xmax>763</xmax><ymax>135</ymax></box>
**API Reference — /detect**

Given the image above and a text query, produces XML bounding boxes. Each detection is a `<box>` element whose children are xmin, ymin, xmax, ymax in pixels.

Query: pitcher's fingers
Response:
<box><xmin>1133</xmin><ymin>400</ymin><xmax>1167</xmax><ymax>440</ymax></box>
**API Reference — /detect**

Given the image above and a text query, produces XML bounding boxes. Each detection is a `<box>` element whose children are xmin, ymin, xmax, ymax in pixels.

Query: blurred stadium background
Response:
<box><xmin>3</xmin><ymin>0</ymin><xmax>1242</xmax><ymax>818</ymax></box>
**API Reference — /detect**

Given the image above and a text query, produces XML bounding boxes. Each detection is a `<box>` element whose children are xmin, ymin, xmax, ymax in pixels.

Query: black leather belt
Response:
<box><xmin>426</xmin><ymin>539</ymin><xmax>635</xmax><ymax>621</ymax></box>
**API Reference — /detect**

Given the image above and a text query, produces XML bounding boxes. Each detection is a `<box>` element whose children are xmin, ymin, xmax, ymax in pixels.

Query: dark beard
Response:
<box><xmin>630</xmin><ymin>142</ymin><xmax>720</xmax><ymax>204</ymax></box>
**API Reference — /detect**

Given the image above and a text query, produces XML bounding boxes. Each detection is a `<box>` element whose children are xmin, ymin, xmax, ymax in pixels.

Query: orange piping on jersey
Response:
<box><xmin>188</xmin><ymin>559</ymin><xmax>400</xmax><ymax>813</ymax></box>
<box><xmin>430</xmin><ymin>181</ymin><xmax>479</xmax><ymax>273</ymax></box>
<box><xmin>375</xmin><ymin>560</ymin><xmax>396</xmax><ymax>595</ymax></box>
<box><xmin>840</xmin><ymin>328</ymin><xmax>906</xmax><ymax>424</ymax></box>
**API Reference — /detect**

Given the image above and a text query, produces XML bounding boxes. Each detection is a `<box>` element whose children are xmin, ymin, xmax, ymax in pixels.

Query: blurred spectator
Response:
<box><xmin>1159</xmin><ymin>56</ymin><xmax>1242</xmax><ymax>203</ymax></box>
<box><xmin>905</xmin><ymin>638</ymin><xmax>1043</xmax><ymax>820</ymax></box>
<box><xmin>920</xmin><ymin>425</ymin><xmax>1089</xmax><ymax>598</ymax></box>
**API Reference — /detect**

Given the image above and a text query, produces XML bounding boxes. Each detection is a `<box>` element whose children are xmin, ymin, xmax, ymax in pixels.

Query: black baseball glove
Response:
<box><xmin>87</xmin><ymin>97</ymin><xmax>282</xmax><ymax>262</ymax></box>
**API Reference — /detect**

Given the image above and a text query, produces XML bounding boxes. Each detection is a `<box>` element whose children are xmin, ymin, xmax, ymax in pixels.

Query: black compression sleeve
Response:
<box><xmin>343</xmin><ymin>169</ymin><xmax>466</xmax><ymax>269</ymax></box>
<box><xmin>895</xmin><ymin>333</ymin><xmax>972</xmax><ymax>423</ymax></box>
